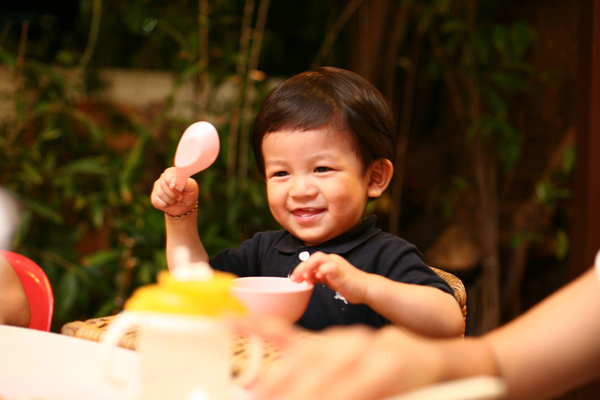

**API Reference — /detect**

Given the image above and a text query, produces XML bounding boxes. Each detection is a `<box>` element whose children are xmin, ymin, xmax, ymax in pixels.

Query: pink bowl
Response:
<box><xmin>231</xmin><ymin>277</ymin><xmax>314</xmax><ymax>323</ymax></box>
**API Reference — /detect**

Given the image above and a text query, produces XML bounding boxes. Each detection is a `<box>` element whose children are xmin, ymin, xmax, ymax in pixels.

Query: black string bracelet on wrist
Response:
<box><xmin>166</xmin><ymin>202</ymin><xmax>199</xmax><ymax>219</ymax></box>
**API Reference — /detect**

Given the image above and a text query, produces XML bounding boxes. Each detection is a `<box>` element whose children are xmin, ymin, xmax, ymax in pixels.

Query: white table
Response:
<box><xmin>0</xmin><ymin>324</ymin><xmax>505</xmax><ymax>400</ymax></box>
<box><xmin>0</xmin><ymin>324</ymin><xmax>139</xmax><ymax>400</ymax></box>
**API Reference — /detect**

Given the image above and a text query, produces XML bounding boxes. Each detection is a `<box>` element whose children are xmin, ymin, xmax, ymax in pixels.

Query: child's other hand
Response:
<box><xmin>290</xmin><ymin>252</ymin><xmax>370</xmax><ymax>304</ymax></box>
<box><xmin>150</xmin><ymin>167</ymin><xmax>199</xmax><ymax>216</ymax></box>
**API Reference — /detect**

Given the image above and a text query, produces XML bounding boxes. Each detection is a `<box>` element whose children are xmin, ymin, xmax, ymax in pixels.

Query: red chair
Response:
<box><xmin>0</xmin><ymin>250</ymin><xmax>54</xmax><ymax>331</ymax></box>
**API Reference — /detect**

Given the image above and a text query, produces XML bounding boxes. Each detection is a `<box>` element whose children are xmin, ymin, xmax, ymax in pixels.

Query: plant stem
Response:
<box><xmin>228</xmin><ymin>0</ymin><xmax>256</xmax><ymax>179</ymax></box>
<box><xmin>389</xmin><ymin>30</ymin><xmax>422</xmax><ymax>235</ymax></box>
<box><xmin>238</xmin><ymin>0</ymin><xmax>270</xmax><ymax>182</ymax></box>
<box><xmin>310</xmin><ymin>0</ymin><xmax>366</xmax><ymax>70</ymax></box>
<box><xmin>198</xmin><ymin>0</ymin><xmax>210</xmax><ymax>116</ymax></box>
<box><xmin>79</xmin><ymin>0</ymin><xmax>102</xmax><ymax>72</ymax></box>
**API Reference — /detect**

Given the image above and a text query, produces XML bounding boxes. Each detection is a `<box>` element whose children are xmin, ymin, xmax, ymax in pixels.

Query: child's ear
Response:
<box><xmin>367</xmin><ymin>159</ymin><xmax>394</xmax><ymax>198</ymax></box>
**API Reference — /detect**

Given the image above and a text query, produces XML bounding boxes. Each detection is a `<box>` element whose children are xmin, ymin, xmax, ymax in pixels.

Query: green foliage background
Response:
<box><xmin>0</xmin><ymin>0</ymin><xmax>287</xmax><ymax>330</ymax></box>
<box><xmin>0</xmin><ymin>0</ymin><xmax>573</xmax><ymax>333</ymax></box>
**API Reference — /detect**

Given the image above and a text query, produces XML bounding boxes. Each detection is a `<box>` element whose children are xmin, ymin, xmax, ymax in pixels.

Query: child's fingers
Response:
<box><xmin>180</xmin><ymin>178</ymin><xmax>200</xmax><ymax>198</ymax></box>
<box><xmin>290</xmin><ymin>252</ymin><xmax>340</xmax><ymax>283</ymax></box>
<box><xmin>152</xmin><ymin>178</ymin><xmax>181</xmax><ymax>205</ymax></box>
<box><xmin>166</xmin><ymin>168</ymin><xmax>192</xmax><ymax>192</ymax></box>
<box><xmin>150</xmin><ymin>168</ymin><xmax>190</xmax><ymax>211</ymax></box>
<box><xmin>160</xmin><ymin>169</ymin><xmax>182</xmax><ymax>197</ymax></box>
<box><xmin>290</xmin><ymin>262</ymin><xmax>323</xmax><ymax>284</ymax></box>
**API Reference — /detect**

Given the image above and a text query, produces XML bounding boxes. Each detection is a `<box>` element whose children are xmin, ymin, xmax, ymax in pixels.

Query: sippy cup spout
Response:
<box><xmin>171</xmin><ymin>246</ymin><xmax>213</xmax><ymax>281</ymax></box>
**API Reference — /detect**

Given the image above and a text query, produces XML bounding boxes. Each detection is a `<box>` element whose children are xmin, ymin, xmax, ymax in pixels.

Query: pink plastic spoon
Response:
<box><xmin>173</xmin><ymin>121</ymin><xmax>220</xmax><ymax>191</ymax></box>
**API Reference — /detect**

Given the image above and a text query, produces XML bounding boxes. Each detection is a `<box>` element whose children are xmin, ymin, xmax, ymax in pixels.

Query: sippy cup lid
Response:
<box><xmin>124</xmin><ymin>270</ymin><xmax>247</xmax><ymax>317</ymax></box>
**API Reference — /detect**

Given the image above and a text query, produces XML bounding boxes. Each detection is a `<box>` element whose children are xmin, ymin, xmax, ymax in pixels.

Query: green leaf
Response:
<box><xmin>23</xmin><ymin>199</ymin><xmax>64</xmax><ymax>224</ymax></box>
<box><xmin>491</xmin><ymin>25</ymin><xmax>509</xmax><ymax>55</ymax></box>
<box><xmin>498</xmin><ymin>140</ymin><xmax>521</xmax><ymax>172</ymax></box>
<box><xmin>561</xmin><ymin>145</ymin><xmax>576</xmax><ymax>174</ymax></box>
<box><xmin>39</xmin><ymin>128</ymin><xmax>63</xmax><ymax>142</ymax></box>
<box><xmin>511</xmin><ymin>232</ymin><xmax>543</xmax><ymax>248</ymax></box>
<box><xmin>42</xmin><ymin>152</ymin><xmax>58</xmax><ymax>173</ymax></box>
<box><xmin>90</xmin><ymin>202</ymin><xmax>105</xmax><ymax>230</ymax></box>
<box><xmin>56</xmin><ymin>271</ymin><xmax>79</xmax><ymax>317</ymax></box>
<box><xmin>0</xmin><ymin>50</ymin><xmax>17</xmax><ymax>67</ymax></box>
<box><xmin>61</xmin><ymin>157</ymin><xmax>109</xmax><ymax>175</ymax></box>
<box><xmin>19</xmin><ymin>162</ymin><xmax>44</xmax><ymax>185</ymax></box>
<box><xmin>555</xmin><ymin>229</ymin><xmax>570</xmax><ymax>260</ymax></box>
<box><xmin>94</xmin><ymin>301</ymin><xmax>117</xmax><ymax>318</ymax></box>
<box><xmin>510</xmin><ymin>21</ymin><xmax>537</xmax><ymax>58</ymax></box>
<box><xmin>85</xmin><ymin>250</ymin><xmax>120</xmax><ymax>267</ymax></box>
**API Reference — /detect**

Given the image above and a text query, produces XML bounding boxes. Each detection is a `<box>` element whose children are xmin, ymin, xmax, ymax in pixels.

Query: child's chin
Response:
<box><xmin>295</xmin><ymin>232</ymin><xmax>329</xmax><ymax>247</ymax></box>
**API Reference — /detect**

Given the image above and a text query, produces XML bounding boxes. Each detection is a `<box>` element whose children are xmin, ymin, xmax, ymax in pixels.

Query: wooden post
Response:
<box><xmin>571</xmin><ymin>0</ymin><xmax>600</xmax><ymax>277</ymax></box>
<box><xmin>565</xmin><ymin>0</ymin><xmax>600</xmax><ymax>397</ymax></box>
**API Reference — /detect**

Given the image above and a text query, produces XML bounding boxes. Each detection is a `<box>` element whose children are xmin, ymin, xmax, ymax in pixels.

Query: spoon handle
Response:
<box><xmin>174</xmin><ymin>169</ymin><xmax>188</xmax><ymax>191</ymax></box>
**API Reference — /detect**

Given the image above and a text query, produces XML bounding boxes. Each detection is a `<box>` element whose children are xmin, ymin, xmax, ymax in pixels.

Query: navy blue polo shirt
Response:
<box><xmin>210</xmin><ymin>216</ymin><xmax>453</xmax><ymax>330</ymax></box>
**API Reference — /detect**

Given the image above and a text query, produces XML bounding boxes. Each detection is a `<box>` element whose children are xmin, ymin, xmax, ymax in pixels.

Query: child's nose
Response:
<box><xmin>290</xmin><ymin>176</ymin><xmax>317</xmax><ymax>197</ymax></box>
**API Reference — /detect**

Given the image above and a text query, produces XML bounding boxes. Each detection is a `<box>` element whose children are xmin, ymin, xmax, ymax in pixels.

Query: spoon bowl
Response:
<box><xmin>174</xmin><ymin>121</ymin><xmax>220</xmax><ymax>190</ymax></box>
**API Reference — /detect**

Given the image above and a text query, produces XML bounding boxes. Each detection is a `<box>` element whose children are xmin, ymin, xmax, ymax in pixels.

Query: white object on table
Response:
<box><xmin>0</xmin><ymin>324</ymin><xmax>504</xmax><ymax>400</ymax></box>
<box><xmin>0</xmin><ymin>324</ymin><xmax>253</xmax><ymax>400</ymax></box>
<box><xmin>386</xmin><ymin>376</ymin><xmax>507</xmax><ymax>400</ymax></box>
<box><xmin>0</xmin><ymin>324</ymin><xmax>138</xmax><ymax>400</ymax></box>
<box><xmin>101</xmin><ymin>312</ymin><xmax>262</xmax><ymax>400</ymax></box>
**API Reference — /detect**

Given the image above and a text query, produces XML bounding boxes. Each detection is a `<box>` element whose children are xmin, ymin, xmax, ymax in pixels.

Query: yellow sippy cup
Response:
<box><xmin>102</xmin><ymin>258</ymin><xmax>262</xmax><ymax>400</ymax></box>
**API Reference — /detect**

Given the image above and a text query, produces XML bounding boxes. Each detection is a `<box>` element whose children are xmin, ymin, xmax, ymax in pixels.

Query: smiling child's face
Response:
<box><xmin>262</xmin><ymin>127</ymin><xmax>381</xmax><ymax>246</ymax></box>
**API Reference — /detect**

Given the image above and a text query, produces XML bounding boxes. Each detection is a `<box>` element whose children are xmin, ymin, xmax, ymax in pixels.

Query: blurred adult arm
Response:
<box><xmin>483</xmin><ymin>266</ymin><xmax>600</xmax><ymax>399</ymax></box>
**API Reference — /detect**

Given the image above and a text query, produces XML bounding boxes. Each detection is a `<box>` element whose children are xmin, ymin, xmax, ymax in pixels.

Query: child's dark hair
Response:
<box><xmin>252</xmin><ymin>66</ymin><xmax>396</xmax><ymax>177</ymax></box>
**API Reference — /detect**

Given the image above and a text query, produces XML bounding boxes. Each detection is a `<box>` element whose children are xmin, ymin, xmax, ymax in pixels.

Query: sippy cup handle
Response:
<box><xmin>100</xmin><ymin>312</ymin><xmax>141</xmax><ymax>397</ymax></box>
<box><xmin>100</xmin><ymin>312</ymin><xmax>266</xmax><ymax>398</ymax></box>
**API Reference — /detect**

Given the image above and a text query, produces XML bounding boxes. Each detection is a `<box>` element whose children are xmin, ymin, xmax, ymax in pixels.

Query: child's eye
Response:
<box><xmin>272</xmin><ymin>171</ymin><xmax>289</xmax><ymax>177</ymax></box>
<box><xmin>314</xmin><ymin>166</ymin><xmax>332</xmax><ymax>173</ymax></box>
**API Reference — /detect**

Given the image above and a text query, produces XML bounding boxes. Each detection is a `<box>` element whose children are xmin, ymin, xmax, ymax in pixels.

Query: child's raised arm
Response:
<box><xmin>150</xmin><ymin>167</ymin><xmax>209</xmax><ymax>270</ymax></box>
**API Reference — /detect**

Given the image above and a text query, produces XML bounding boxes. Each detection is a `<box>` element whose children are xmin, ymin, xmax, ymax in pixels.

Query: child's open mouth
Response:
<box><xmin>292</xmin><ymin>208</ymin><xmax>324</xmax><ymax>222</ymax></box>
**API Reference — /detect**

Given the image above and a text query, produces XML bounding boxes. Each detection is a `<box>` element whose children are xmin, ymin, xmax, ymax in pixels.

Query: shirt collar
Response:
<box><xmin>275</xmin><ymin>216</ymin><xmax>380</xmax><ymax>255</ymax></box>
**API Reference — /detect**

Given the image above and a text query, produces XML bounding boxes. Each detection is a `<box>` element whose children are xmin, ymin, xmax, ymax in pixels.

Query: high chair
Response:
<box><xmin>430</xmin><ymin>266</ymin><xmax>467</xmax><ymax>335</ymax></box>
<box><xmin>0</xmin><ymin>250</ymin><xmax>54</xmax><ymax>331</ymax></box>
